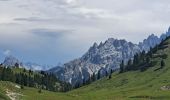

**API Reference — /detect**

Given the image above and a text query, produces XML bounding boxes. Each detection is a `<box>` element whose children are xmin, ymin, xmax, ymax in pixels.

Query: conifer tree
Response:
<box><xmin>127</xmin><ymin>59</ymin><xmax>132</xmax><ymax>66</ymax></box>
<box><xmin>161</xmin><ymin>59</ymin><xmax>165</xmax><ymax>68</ymax></box>
<box><xmin>119</xmin><ymin>60</ymin><xmax>124</xmax><ymax>73</ymax></box>
<box><xmin>92</xmin><ymin>73</ymin><xmax>96</xmax><ymax>81</ymax></box>
<box><xmin>109</xmin><ymin>74</ymin><xmax>112</xmax><ymax>79</ymax></box>
<box><xmin>146</xmin><ymin>56</ymin><xmax>150</xmax><ymax>64</ymax></box>
<box><xmin>110</xmin><ymin>69</ymin><xmax>113</xmax><ymax>74</ymax></box>
<box><xmin>105</xmin><ymin>71</ymin><xmax>108</xmax><ymax>77</ymax></box>
<box><xmin>97</xmin><ymin>70</ymin><xmax>101</xmax><ymax>80</ymax></box>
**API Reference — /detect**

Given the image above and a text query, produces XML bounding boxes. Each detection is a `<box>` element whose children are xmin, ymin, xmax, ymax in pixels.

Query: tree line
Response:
<box><xmin>0</xmin><ymin>65</ymin><xmax>72</xmax><ymax>92</ymax></box>
<box><xmin>119</xmin><ymin>36</ymin><xmax>169</xmax><ymax>73</ymax></box>
<box><xmin>74</xmin><ymin>69</ymin><xmax>114</xmax><ymax>88</ymax></box>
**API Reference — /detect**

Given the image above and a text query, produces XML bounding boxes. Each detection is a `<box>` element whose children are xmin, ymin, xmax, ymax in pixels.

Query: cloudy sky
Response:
<box><xmin>0</xmin><ymin>0</ymin><xmax>170</xmax><ymax>65</ymax></box>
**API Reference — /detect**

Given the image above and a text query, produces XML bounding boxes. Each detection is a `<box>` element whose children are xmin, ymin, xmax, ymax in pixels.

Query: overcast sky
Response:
<box><xmin>0</xmin><ymin>0</ymin><xmax>170</xmax><ymax>65</ymax></box>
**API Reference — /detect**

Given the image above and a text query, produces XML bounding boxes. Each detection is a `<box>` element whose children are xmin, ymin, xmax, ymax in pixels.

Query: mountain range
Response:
<box><xmin>49</xmin><ymin>28</ymin><xmax>170</xmax><ymax>85</ymax></box>
<box><xmin>1</xmin><ymin>28</ymin><xmax>170</xmax><ymax>100</ymax></box>
<box><xmin>2</xmin><ymin>28</ymin><xmax>170</xmax><ymax>85</ymax></box>
<box><xmin>2</xmin><ymin>55</ymin><xmax>53</xmax><ymax>71</ymax></box>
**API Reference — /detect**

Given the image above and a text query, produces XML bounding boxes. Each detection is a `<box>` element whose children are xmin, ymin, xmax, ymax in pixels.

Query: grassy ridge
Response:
<box><xmin>67</xmin><ymin>38</ymin><xmax>170</xmax><ymax>100</ymax></box>
<box><xmin>1</xmin><ymin>38</ymin><xmax>170</xmax><ymax>100</ymax></box>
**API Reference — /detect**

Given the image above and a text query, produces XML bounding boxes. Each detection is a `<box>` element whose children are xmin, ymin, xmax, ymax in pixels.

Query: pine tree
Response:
<box><xmin>110</xmin><ymin>69</ymin><xmax>113</xmax><ymax>74</ymax></box>
<box><xmin>82</xmin><ymin>78</ymin><xmax>86</xmax><ymax>85</ymax></box>
<box><xmin>38</xmin><ymin>85</ymin><xmax>42</xmax><ymax>93</ymax></box>
<box><xmin>38</xmin><ymin>88</ymin><xmax>42</xmax><ymax>93</ymax></box>
<box><xmin>127</xmin><ymin>59</ymin><xmax>132</xmax><ymax>66</ymax></box>
<box><xmin>133</xmin><ymin>54</ymin><xmax>139</xmax><ymax>65</ymax></box>
<box><xmin>148</xmin><ymin>47</ymin><xmax>153</xmax><ymax>58</ymax></box>
<box><xmin>15</xmin><ymin>63</ymin><xmax>19</xmax><ymax>68</ymax></box>
<box><xmin>126</xmin><ymin>59</ymin><xmax>132</xmax><ymax>71</ymax></box>
<box><xmin>141</xmin><ymin>50</ymin><xmax>146</xmax><ymax>62</ymax></box>
<box><xmin>105</xmin><ymin>71</ymin><xmax>108</xmax><ymax>77</ymax></box>
<box><xmin>146</xmin><ymin>56</ymin><xmax>150</xmax><ymax>64</ymax></box>
<box><xmin>109</xmin><ymin>74</ymin><xmax>112</xmax><ymax>79</ymax></box>
<box><xmin>86</xmin><ymin>75</ymin><xmax>91</xmax><ymax>84</ymax></box>
<box><xmin>1</xmin><ymin>67</ymin><xmax>5</xmax><ymax>81</ymax></box>
<box><xmin>23</xmin><ymin>68</ymin><xmax>26</xmax><ymax>72</ymax></box>
<box><xmin>21</xmin><ymin>84</ymin><xmax>24</xmax><ymax>89</ymax></box>
<box><xmin>119</xmin><ymin>60</ymin><xmax>124</xmax><ymax>73</ymax></box>
<box><xmin>91</xmin><ymin>73</ymin><xmax>96</xmax><ymax>81</ymax></box>
<box><xmin>97</xmin><ymin>70</ymin><xmax>101</xmax><ymax>80</ymax></box>
<box><xmin>161</xmin><ymin>59</ymin><xmax>165</xmax><ymax>69</ymax></box>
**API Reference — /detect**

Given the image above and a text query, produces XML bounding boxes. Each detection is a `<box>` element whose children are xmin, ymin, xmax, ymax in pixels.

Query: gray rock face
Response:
<box><xmin>51</xmin><ymin>38</ymin><xmax>142</xmax><ymax>85</ymax></box>
<box><xmin>139</xmin><ymin>34</ymin><xmax>161</xmax><ymax>52</ymax></box>
<box><xmin>50</xmin><ymin>28</ymin><xmax>170</xmax><ymax>85</ymax></box>
<box><xmin>139</xmin><ymin>28</ymin><xmax>170</xmax><ymax>52</ymax></box>
<box><xmin>3</xmin><ymin>56</ymin><xmax>23</xmax><ymax>68</ymax></box>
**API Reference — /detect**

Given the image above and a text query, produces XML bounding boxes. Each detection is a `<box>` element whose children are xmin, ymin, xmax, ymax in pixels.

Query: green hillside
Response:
<box><xmin>1</xmin><ymin>37</ymin><xmax>170</xmax><ymax>100</ymax></box>
<box><xmin>68</xmin><ymin>37</ymin><xmax>170</xmax><ymax>100</ymax></box>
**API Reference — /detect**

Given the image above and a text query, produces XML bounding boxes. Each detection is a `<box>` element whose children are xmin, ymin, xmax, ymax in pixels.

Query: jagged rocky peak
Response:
<box><xmin>92</xmin><ymin>42</ymin><xmax>98</xmax><ymax>48</ymax></box>
<box><xmin>160</xmin><ymin>27</ymin><xmax>170</xmax><ymax>40</ymax></box>
<box><xmin>3</xmin><ymin>55</ymin><xmax>23</xmax><ymax>68</ymax></box>
<box><xmin>99</xmin><ymin>42</ymin><xmax>103</xmax><ymax>47</ymax></box>
<box><xmin>2</xmin><ymin>55</ymin><xmax>53</xmax><ymax>71</ymax></box>
<box><xmin>51</xmin><ymin>37</ymin><xmax>141</xmax><ymax>85</ymax></box>
<box><xmin>147</xmin><ymin>34</ymin><xmax>160</xmax><ymax>46</ymax></box>
<box><xmin>106</xmin><ymin>38</ymin><xmax>116</xmax><ymax>42</ymax></box>
<box><xmin>50</xmin><ymin>27</ymin><xmax>170</xmax><ymax>85</ymax></box>
<box><xmin>103</xmin><ymin>38</ymin><xmax>131</xmax><ymax>48</ymax></box>
<box><xmin>166</xmin><ymin>27</ymin><xmax>170</xmax><ymax>36</ymax></box>
<box><xmin>104</xmin><ymin>38</ymin><xmax>117</xmax><ymax>45</ymax></box>
<box><xmin>168</xmin><ymin>27</ymin><xmax>170</xmax><ymax>33</ymax></box>
<box><xmin>139</xmin><ymin>34</ymin><xmax>161</xmax><ymax>51</ymax></box>
<box><xmin>148</xmin><ymin>34</ymin><xmax>159</xmax><ymax>40</ymax></box>
<box><xmin>89</xmin><ymin>42</ymin><xmax>98</xmax><ymax>51</ymax></box>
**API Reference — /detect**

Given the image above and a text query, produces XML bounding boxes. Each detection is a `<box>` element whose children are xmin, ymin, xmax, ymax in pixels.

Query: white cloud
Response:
<box><xmin>0</xmin><ymin>0</ymin><xmax>170</xmax><ymax>64</ymax></box>
<box><xmin>69</xmin><ymin>6</ymin><xmax>115</xmax><ymax>19</ymax></box>
<box><xmin>65</xmin><ymin>0</ymin><xmax>78</xmax><ymax>5</ymax></box>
